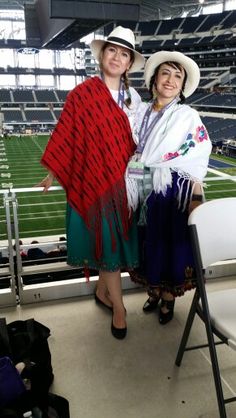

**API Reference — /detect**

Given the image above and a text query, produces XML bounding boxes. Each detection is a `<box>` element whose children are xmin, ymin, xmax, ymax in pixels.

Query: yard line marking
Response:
<box><xmin>17</xmin><ymin>228</ymin><xmax>65</xmax><ymax>234</ymax></box>
<box><xmin>206</xmin><ymin>189</ymin><xmax>236</xmax><ymax>194</ymax></box>
<box><xmin>8</xmin><ymin>167</ymin><xmax>45</xmax><ymax>170</ymax></box>
<box><xmin>17</xmin><ymin>193</ymin><xmax>65</xmax><ymax>199</ymax></box>
<box><xmin>207</xmin><ymin>168</ymin><xmax>230</xmax><ymax>176</ymax></box>
<box><xmin>32</xmin><ymin>136</ymin><xmax>45</xmax><ymax>152</ymax></box>
<box><xmin>0</xmin><ymin>209</ymin><xmax>65</xmax><ymax>218</ymax></box>
<box><xmin>4</xmin><ymin>157</ymin><xmax>43</xmax><ymax>160</ymax></box>
<box><xmin>16</xmin><ymin>210</ymin><xmax>65</xmax><ymax>217</ymax></box>
<box><xmin>205</xmin><ymin>181</ymin><xmax>235</xmax><ymax>186</ymax></box>
<box><xmin>208</xmin><ymin>167</ymin><xmax>236</xmax><ymax>182</ymax></box>
<box><xmin>18</xmin><ymin>201</ymin><xmax>66</xmax><ymax>207</ymax></box>
<box><xmin>17</xmin><ymin>214</ymin><xmax>64</xmax><ymax>221</ymax></box>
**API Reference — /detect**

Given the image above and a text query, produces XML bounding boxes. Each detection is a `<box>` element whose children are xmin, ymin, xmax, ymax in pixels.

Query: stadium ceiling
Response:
<box><xmin>137</xmin><ymin>0</ymin><xmax>224</xmax><ymax>19</ymax></box>
<box><xmin>0</xmin><ymin>0</ymin><xmax>226</xmax><ymax>19</ymax></box>
<box><xmin>0</xmin><ymin>0</ymin><xmax>227</xmax><ymax>48</ymax></box>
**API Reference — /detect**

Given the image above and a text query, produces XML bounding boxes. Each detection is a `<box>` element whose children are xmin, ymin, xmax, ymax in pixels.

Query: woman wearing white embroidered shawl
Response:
<box><xmin>126</xmin><ymin>51</ymin><xmax>212</xmax><ymax>325</ymax></box>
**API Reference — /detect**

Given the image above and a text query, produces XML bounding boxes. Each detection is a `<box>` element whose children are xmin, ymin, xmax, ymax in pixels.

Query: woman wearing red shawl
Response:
<box><xmin>39</xmin><ymin>26</ymin><xmax>145</xmax><ymax>339</ymax></box>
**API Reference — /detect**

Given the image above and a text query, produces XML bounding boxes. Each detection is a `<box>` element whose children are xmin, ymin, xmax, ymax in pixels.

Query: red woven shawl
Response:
<box><xmin>41</xmin><ymin>76</ymin><xmax>135</xmax><ymax>259</ymax></box>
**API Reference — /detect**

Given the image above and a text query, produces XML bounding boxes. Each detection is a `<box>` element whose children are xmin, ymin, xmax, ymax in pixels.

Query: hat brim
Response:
<box><xmin>90</xmin><ymin>39</ymin><xmax>145</xmax><ymax>73</ymax></box>
<box><xmin>144</xmin><ymin>51</ymin><xmax>200</xmax><ymax>97</ymax></box>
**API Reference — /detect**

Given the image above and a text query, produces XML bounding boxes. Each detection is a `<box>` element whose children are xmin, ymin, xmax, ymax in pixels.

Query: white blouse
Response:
<box><xmin>110</xmin><ymin>87</ymin><xmax>142</xmax><ymax>136</ymax></box>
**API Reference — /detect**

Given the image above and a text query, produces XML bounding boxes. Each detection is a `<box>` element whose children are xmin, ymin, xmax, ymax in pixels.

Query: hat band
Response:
<box><xmin>107</xmin><ymin>36</ymin><xmax>134</xmax><ymax>51</ymax></box>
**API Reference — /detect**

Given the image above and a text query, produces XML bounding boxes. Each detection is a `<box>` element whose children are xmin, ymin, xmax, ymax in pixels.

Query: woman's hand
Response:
<box><xmin>188</xmin><ymin>199</ymin><xmax>202</xmax><ymax>215</ymax></box>
<box><xmin>36</xmin><ymin>173</ymin><xmax>54</xmax><ymax>192</ymax></box>
<box><xmin>189</xmin><ymin>185</ymin><xmax>204</xmax><ymax>215</ymax></box>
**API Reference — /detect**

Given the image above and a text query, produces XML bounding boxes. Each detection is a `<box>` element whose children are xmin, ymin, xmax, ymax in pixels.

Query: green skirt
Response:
<box><xmin>66</xmin><ymin>203</ymin><xmax>139</xmax><ymax>271</ymax></box>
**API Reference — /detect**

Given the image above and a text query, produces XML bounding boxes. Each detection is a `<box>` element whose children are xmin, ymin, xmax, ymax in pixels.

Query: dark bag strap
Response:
<box><xmin>25</xmin><ymin>319</ymin><xmax>36</xmax><ymax>345</ymax></box>
<box><xmin>0</xmin><ymin>317</ymin><xmax>12</xmax><ymax>356</ymax></box>
<box><xmin>26</xmin><ymin>319</ymin><xmax>51</xmax><ymax>342</ymax></box>
<box><xmin>27</xmin><ymin>319</ymin><xmax>51</xmax><ymax>340</ymax></box>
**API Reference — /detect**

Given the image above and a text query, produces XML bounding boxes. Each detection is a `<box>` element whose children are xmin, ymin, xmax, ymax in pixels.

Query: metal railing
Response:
<box><xmin>0</xmin><ymin>187</ymin><xmax>138</xmax><ymax>306</ymax></box>
<box><xmin>1</xmin><ymin>178</ymin><xmax>236</xmax><ymax>307</ymax></box>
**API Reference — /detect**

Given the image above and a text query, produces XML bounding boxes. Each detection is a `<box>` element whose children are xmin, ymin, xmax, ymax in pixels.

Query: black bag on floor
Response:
<box><xmin>47</xmin><ymin>393</ymin><xmax>70</xmax><ymax>418</ymax></box>
<box><xmin>0</xmin><ymin>393</ymin><xmax>70</xmax><ymax>418</ymax></box>
<box><xmin>0</xmin><ymin>318</ymin><xmax>54</xmax><ymax>410</ymax></box>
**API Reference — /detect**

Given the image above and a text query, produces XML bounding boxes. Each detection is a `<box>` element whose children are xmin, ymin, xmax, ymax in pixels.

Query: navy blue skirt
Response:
<box><xmin>133</xmin><ymin>172</ymin><xmax>197</xmax><ymax>296</ymax></box>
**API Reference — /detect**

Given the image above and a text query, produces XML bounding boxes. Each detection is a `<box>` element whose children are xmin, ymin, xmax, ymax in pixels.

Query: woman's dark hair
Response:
<box><xmin>100</xmin><ymin>42</ymin><xmax>135</xmax><ymax>108</ymax></box>
<box><xmin>149</xmin><ymin>61</ymin><xmax>187</xmax><ymax>104</ymax></box>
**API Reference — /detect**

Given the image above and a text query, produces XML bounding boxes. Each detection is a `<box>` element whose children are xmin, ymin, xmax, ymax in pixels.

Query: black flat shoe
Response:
<box><xmin>111</xmin><ymin>316</ymin><xmax>127</xmax><ymax>340</ymax></box>
<box><xmin>159</xmin><ymin>299</ymin><xmax>175</xmax><ymax>325</ymax></box>
<box><xmin>143</xmin><ymin>296</ymin><xmax>160</xmax><ymax>313</ymax></box>
<box><xmin>95</xmin><ymin>293</ymin><xmax>113</xmax><ymax>312</ymax></box>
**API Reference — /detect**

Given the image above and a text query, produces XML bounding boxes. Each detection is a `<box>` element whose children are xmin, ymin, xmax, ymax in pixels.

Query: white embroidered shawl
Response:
<box><xmin>126</xmin><ymin>102</ymin><xmax>212</xmax><ymax>210</ymax></box>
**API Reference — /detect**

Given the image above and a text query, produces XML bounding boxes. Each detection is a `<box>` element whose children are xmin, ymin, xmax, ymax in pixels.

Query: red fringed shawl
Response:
<box><xmin>41</xmin><ymin>76</ymin><xmax>135</xmax><ymax>259</ymax></box>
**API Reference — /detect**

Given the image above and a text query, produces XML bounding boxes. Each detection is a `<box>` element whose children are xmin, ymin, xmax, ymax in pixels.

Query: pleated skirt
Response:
<box><xmin>133</xmin><ymin>172</ymin><xmax>197</xmax><ymax>296</ymax></box>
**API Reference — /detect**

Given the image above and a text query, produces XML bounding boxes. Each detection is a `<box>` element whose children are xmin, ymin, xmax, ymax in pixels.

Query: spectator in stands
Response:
<box><xmin>57</xmin><ymin>237</ymin><xmax>67</xmax><ymax>256</ymax></box>
<box><xmin>27</xmin><ymin>240</ymin><xmax>46</xmax><ymax>260</ymax></box>
<box><xmin>126</xmin><ymin>51</ymin><xmax>212</xmax><ymax>324</ymax></box>
<box><xmin>38</xmin><ymin>26</ymin><xmax>145</xmax><ymax>339</ymax></box>
<box><xmin>13</xmin><ymin>240</ymin><xmax>27</xmax><ymax>259</ymax></box>
<box><xmin>47</xmin><ymin>237</ymin><xmax>67</xmax><ymax>258</ymax></box>
<box><xmin>0</xmin><ymin>252</ymin><xmax>9</xmax><ymax>265</ymax></box>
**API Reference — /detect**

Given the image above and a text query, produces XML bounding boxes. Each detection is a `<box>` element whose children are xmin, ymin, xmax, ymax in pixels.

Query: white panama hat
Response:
<box><xmin>145</xmin><ymin>50</ymin><xmax>200</xmax><ymax>98</ymax></box>
<box><xmin>90</xmin><ymin>26</ymin><xmax>145</xmax><ymax>73</ymax></box>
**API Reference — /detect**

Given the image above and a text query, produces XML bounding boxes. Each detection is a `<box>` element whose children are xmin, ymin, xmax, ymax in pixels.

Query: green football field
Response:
<box><xmin>0</xmin><ymin>135</ymin><xmax>236</xmax><ymax>241</ymax></box>
<box><xmin>0</xmin><ymin>134</ymin><xmax>66</xmax><ymax>240</ymax></box>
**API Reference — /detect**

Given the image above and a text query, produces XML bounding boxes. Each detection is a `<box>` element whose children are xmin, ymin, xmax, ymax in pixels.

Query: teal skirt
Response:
<box><xmin>66</xmin><ymin>203</ymin><xmax>139</xmax><ymax>271</ymax></box>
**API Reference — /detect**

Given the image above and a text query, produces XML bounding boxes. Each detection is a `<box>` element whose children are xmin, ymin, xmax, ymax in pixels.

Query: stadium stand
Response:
<box><xmin>34</xmin><ymin>90</ymin><xmax>58</xmax><ymax>103</ymax></box>
<box><xmin>3</xmin><ymin>109</ymin><xmax>24</xmax><ymax>122</ymax></box>
<box><xmin>0</xmin><ymin>7</ymin><xmax>235</xmax><ymax>147</ymax></box>
<box><xmin>55</xmin><ymin>90</ymin><xmax>69</xmax><ymax>101</ymax></box>
<box><xmin>0</xmin><ymin>4</ymin><xmax>236</xmax><ymax>417</ymax></box>
<box><xmin>24</xmin><ymin>109</ymin><xmax>55</xmax><ymax>122</ymax></box>
<box><xmin>12</xmin><ymin>89</ymin><xmax>35</xmax><ymax>103</ymax></box>
<box><xmin>0</xmin><ymin>89</ymin><xmax>11</xmax><ymax>102</ymax></box>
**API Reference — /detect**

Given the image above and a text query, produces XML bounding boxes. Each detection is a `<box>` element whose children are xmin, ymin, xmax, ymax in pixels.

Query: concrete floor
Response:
<box><xmin>1</xmin><ymin>277</ymin><xmax>236</xmax><ymax>418</ymax></box>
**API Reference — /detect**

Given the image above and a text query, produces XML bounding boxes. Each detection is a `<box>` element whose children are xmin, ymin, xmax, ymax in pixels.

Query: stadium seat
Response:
<box><xmin>175</xmin><ymin>197</ymin><xmax>236</xmax><ymax>418</ymax></box>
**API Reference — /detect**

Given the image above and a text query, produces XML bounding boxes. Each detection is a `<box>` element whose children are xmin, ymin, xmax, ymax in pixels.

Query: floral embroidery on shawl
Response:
<box><xmin>163</xmin><ymin>125</ymin><xmax>209</xmax><ymax>161</ymax></box>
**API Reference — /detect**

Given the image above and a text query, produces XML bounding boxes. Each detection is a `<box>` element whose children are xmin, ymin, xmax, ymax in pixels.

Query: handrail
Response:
<box><xmin>0</xmin><ymin>175</ymin><xmax>235</xmax><ymax>196</ymax></box>
<box><xmin>10</xmin><ymin>186</ymin><xmax>63</xmax><ymax>193</ymax></box>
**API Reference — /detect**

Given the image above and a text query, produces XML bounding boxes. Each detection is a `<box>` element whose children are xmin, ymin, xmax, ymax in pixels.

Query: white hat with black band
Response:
<box><xmin>145</xmin><ymin>50</ymin><xmax>200</xmax><ymax>97</ymax></box>
<box><xmin>90</xmin><ymin>26</ymin><xmax>145</xmax><ymax>73</ymax></box>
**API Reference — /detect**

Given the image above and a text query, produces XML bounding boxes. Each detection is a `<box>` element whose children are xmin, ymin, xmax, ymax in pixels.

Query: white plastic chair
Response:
<box><xmin>175</xmin><ymin>197</ymin><xmax>236</xmax><ymax>418</ymax></box>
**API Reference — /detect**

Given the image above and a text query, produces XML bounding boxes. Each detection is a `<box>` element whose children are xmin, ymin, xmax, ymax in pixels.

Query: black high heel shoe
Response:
<box><xmin>143</xmin><ymin>296</ymin><xmax>160</xmax><ymax>313</ymax></box>
<box><xmin>159</xmin><ymin>299</ymin><xmax>175</xmax><ymax>325</ymax></box>
<box><xmin>111</xmin><ymin>316</ymin><xmax>127</xmax><ymax>339</ymax></box>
